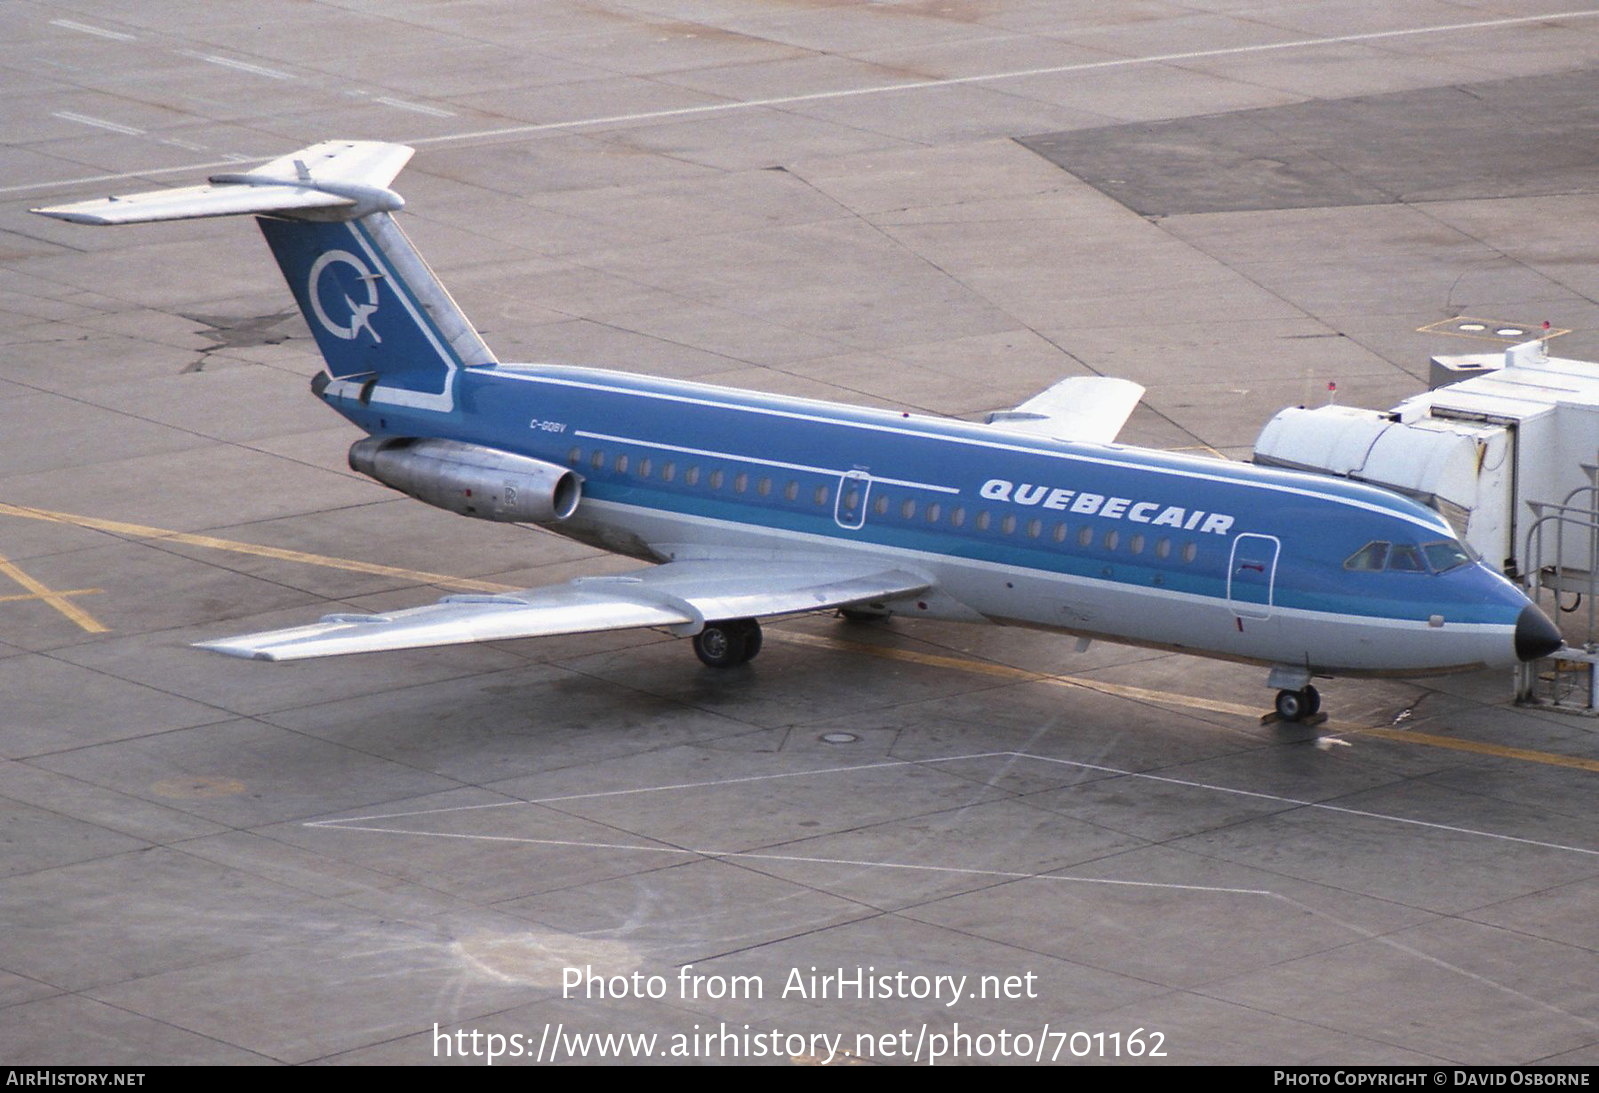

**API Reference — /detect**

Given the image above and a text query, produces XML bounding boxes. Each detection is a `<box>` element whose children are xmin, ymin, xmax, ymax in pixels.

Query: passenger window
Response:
<box><xmin>926</xmin><ymin>503</ymin><xmax>942</xmax><ymax>523</ymax></box>
<box><xmin>685</xmin><ymin>466</ymin><xmax>701</xmax><ymax>486</ymax></box>
<box><xmin>873</xmin><ymin>495</ymin><xmax>890</xmax><ymax>516</ymax></box>
<box><xmin>758</xmin><ymin>477</ymin><xmax>772</xmax><ymax>497</ymax></box>
<box><xmin>901</xmin><ymin>499</ymin><xmax>917</xmax><ymax>520</ymax></box>
<box><xmin>1078</xmin><ymin>526</ymin><xmax>1093</xmax><ymax>548</ymax></box>
<box><xmin>567</xmin><ymin>446</ymin><xmax>581</xmax><ymax>465</ymax></box>
<box><xmin>638</xmin><ymin>457</ymin><xmax>651</xmax><ymax>478</ymax></box>
<box><xmin>976</xmin><ymin>512</ymin><xmax>992</xmax><ymax>532</ymax></box>
<box><xmin>1182</xmin><ymin>542</ymin><xmax>1197</xmax><ymax>563</ymax></box>
<box><xmin>950</xmin><ymin>507</ymin><xmax>966</xmax><ymax>528</ymax></box>
<box><xmin>1103</xmin><ymin>529</ymin><xmax>1119</xmax><ymax>551</ymax></box>
<box><xmin>1129</xmin><ymin>533</ymin><xmax>1144</xmax><ymax>555</ymax></box>
<box><xmin>814</xmin><ymin>484</ymin><xmax>830</xmax><ymax>506</ymax></box>
<box><xmin>1027</xmin><ymin>518</ymin><xmax>1042</xmax><ymax>539</ymax></box>
<box><xmin>1001</xmin><ymin>515</ymin><xmax>1017</xmax><ymax>535</ymax></box>
<box><xmin>590</xmin><ymin>449</ymin><xmax>606</xmax><ymax>470</ymax></box>
<box><xmin>1052</xmin><ymin>523</ymin><xmax>1067</xmax><ymax>543</ymax></box>
<box><xmin>614</xmin><ymin>454</ymin><xmax>628</xmax><ymax>474</ymax></box>
<box><xmin>784</xmin><ymin>480</ymin><xmax>798</xmax><ymax>502</ymax></box>
<box><xmin>662</xmin><ymin>461</ymin><xmax>676</xmax><ymax>482</ymax></box>
<box><xmin>733</xmin><ymin>472</ymin><xmax>748</xmax><ymax>493</ymax></box>
<box><xmin>710</xmin><ymin>469</ymin><xmax>725</xmax><ymax>489</ymax></box>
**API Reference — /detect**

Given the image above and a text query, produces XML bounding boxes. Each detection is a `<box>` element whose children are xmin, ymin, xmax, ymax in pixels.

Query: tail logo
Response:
<box><xmin>308</xmin><ymin>250</ymin><xmax>382</xmax><ymax>343</ymax></box>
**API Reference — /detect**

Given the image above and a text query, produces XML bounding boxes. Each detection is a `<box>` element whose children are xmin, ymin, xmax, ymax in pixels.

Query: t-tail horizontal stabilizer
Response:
<box><xmin>33</xmin><ymin>141</ymin><xmax>497</xmax><ymax>411</ymax></box>
<box><xmin>31</xmin><ymin>141</ymin><xmax>414</xmax><ymax>224</ymax></box>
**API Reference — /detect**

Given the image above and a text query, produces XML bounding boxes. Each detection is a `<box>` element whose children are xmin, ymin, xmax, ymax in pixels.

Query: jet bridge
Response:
<box><xmin>1253</xmin><ymin>337</ymin><xmax>1599</xmax><ymax>713</ymax></box>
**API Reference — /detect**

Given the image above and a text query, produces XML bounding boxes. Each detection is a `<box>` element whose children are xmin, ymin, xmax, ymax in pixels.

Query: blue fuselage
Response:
<box><xmin>322</xmin><ymin>362</ymin><xmax>1538</xmax><ymax>677</ymax></box>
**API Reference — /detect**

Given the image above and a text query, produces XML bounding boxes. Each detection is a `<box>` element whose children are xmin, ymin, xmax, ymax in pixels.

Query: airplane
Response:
<box><xmin>32</xmin><ymin>140</ymin><xmax>1563</xmax><ymax>723</ymax></box>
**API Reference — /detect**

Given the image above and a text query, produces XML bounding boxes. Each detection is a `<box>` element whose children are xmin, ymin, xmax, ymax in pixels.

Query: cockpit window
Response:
<box><xmin>1388</xmin><ymin>544</ymin><xmax>1426</xmax><ymax>572</ymax></box>
<box><xmin>1423</xmin><ymin>540</ymin><xmax>1472</xmax><ymax>573</ymax></box>
<box><xmin>1344</xmin><ymin>541</ymin><xmax>1390</xmax><ymax>571</ymax></box>
<box><xmin>1345</xmin><ymin>538</ymin><xmax>1474</xmax><ymax>574</ymax></box>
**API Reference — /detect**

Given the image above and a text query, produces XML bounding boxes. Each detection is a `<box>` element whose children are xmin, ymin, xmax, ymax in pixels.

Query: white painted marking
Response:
<box><xmin>307</xmin><ymin>757</ymin><xmax>1270</xmax><ymax>893</ymax></box>
<box><xmin>52</xmin><ymin>112</ymin><xmax>144</xmax><ymax>137</ymax></box>
<box><xmin>1023</xmin><ymin>753</ymin><xmax>1599</xmax><ymax>856</ymax></box>
<box><xmin>305</xmin><ymin>750</ymin><xmax>1599</xmax><ymax>886</ymax></box>
<box><xmin>10</xmin><ymin>10</ymin><xmax>1598</xmax><ymax>201</ymax></box>
<box><xmin>410</xmin><ymin>9</ymin><xmax>1599</xmax><ymax>148</ymax></box>
<box><xmin>319</xmin><ymin>820</ymin><xmax>1277</xmax><ymax>893</ymax></box>
<box><xmin>375</xmin><ymin>96</ymin><xmax>455</xmax><ymax>118</ymax></box>
<box><xmin>49</xmin><ymin>19</ymin><xmax>136</xmax><ymax>41</ymax></box>
<box><xmin>181</xmin><ymin>51</ymin><xmax>293</xmax><ymax>80</ymax></box>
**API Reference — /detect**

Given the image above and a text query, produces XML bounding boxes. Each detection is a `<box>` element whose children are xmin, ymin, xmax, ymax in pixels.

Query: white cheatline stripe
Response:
<box><xmin>495</xmin><ymin>370</ymin><xmax>1454</xmax><ymax>533</ymax></box>
<box><xmin>577</xmin><ymin>495</ymin><xmax>1514</xmax><ymax>639</ymax></box>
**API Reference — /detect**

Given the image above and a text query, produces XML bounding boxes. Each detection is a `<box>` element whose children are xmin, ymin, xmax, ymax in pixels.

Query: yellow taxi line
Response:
<box><xmin>772</xmin><ymin>631</ymin><xmax>1599</xmax><ymax>773</ymax></box>
<box><xmin>6</xmin><ymin>501</ymin><xmax>1593</xmax><ymax>772</ymax></box>
<box><xmin>0</xmin><ymin>501</ymin><xmax>519</xmax><ymax>593</ymax></box>
<box><xmin>0</xmin><ymin>553</ymin><xmax>108</xmax><ymax>633</ymax></box>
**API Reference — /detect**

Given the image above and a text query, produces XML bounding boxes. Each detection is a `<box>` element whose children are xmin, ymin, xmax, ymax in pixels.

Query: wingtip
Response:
<box><xmin>31</xmin><ymin>207</ymin><xmax>111</xmax><ymax>224</ymax></box>
<box><xmin>192</xmin><ymin>639</ymin><xmax>277</xmax><ymax>662</ymax></box>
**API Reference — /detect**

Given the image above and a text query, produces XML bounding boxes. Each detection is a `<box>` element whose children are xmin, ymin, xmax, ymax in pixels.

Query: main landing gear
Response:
<box><xmin>1273</xmin><ymin>685</ymin><xmax>1321</xmax><ymax>723</ymax></box>
<box><xmin>692</xmin><ymin>618</ymin><xmax>763</xmax><ymax>668</ymax></box>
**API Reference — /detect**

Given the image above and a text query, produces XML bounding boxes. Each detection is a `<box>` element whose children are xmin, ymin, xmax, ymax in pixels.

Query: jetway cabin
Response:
<box><xmin>1253</xmin><ymin>337</ymin><xmax>1599</xmax><ymax>711</ymax></box>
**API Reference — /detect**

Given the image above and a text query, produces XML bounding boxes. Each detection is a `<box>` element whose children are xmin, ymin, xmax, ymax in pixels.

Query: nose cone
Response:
<box><xmin>1515</xmin><ymin>604</ymin><xmax>1563</xmax><ymax>662</ymax></box>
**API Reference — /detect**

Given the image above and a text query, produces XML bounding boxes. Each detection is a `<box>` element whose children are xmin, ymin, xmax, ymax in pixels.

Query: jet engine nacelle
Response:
<box><xmin>349</xmin><ymin>436</ymin><xmax>581</xmax><ymax>524</ymax></box>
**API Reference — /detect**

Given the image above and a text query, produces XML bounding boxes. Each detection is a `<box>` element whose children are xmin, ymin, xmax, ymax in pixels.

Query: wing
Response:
<box><xmin>985</xmin><ymin>376</ymin><xmax>1145</xmax><ymax>444</ymax></box>
<box><xmin>196</xmin><ymin>559</ymin><xmax>931</xmax><ymax>661</ymax></box>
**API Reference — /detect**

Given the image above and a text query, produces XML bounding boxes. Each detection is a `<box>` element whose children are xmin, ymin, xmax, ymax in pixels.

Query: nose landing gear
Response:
<box><xmin>1266</xmin><ymin>665</ymin><xmax>1324</xmax><ymax>724</ymax></box>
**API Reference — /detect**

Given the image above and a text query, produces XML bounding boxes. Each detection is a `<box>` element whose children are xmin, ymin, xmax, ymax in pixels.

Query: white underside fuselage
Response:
<box><xmin>563</xmin><ymin>496</ymin><xmax>1516</xmax><ymax>678</ymax></box>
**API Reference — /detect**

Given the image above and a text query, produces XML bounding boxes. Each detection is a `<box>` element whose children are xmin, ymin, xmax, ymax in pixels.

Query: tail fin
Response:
<box><xmin>32</xmin><ymin>140</ymin><xmax>495</xmax><ymax>413</ymax></box>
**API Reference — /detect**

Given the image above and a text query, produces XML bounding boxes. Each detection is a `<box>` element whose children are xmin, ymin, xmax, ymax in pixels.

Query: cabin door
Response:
<box><xmin>1227</xmin><ymin>533</ymin><xmax>1280</xmax><ymax>619</ymax></box>
<box><xmin>834</xmin><ymin>470</ymin><xmax>871</xmax><ymax>530</ymax></box>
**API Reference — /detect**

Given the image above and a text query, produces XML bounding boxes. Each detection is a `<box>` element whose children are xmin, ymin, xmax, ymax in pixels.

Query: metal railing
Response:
<box><xmin>1518</xmin><ymin>468</ymin><xmax>1599</xmax><ymax>709</ymax></box>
